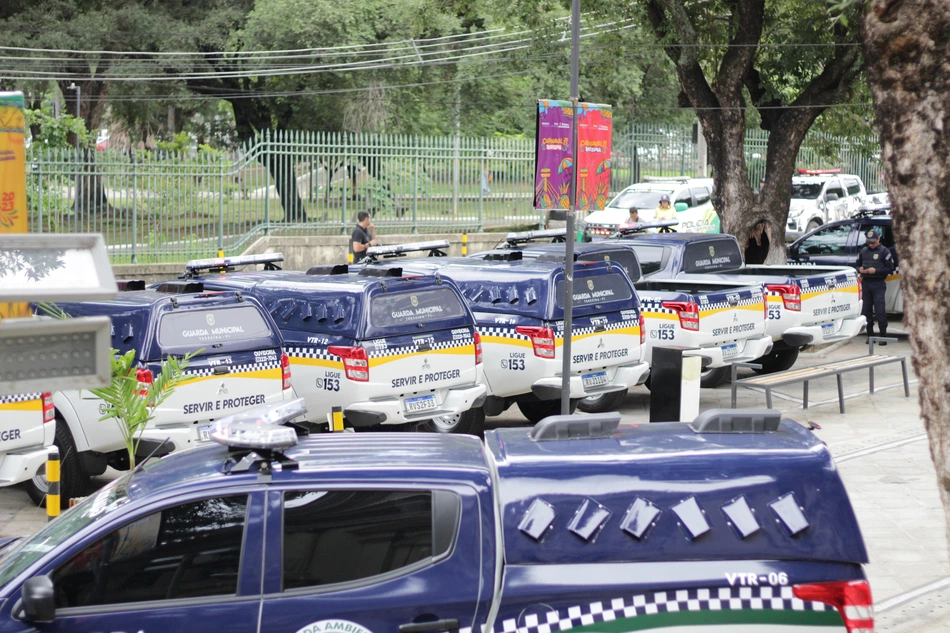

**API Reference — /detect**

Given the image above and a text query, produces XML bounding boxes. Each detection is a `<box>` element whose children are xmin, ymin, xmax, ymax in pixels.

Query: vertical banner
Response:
<box><xmin>534</xmin><ymin>100</ymin><xmax>574</xmax><ymax>210</ymax></box>
<box><xmin>576</xmin><ymin>103</ymin><xmax>612</xmax><ymax>211</ymax></box>
<box><xmin>0</xmin><ymin>91</ymin><xmax>30</xmax><ymax>321</ymax></box>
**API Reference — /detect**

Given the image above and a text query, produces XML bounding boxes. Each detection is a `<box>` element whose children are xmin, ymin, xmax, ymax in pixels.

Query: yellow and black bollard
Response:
<box><xmin>330</xmin><ymin>406</ymin><xmax>344</xmax><ymax>432</ymax></box>
<box><xmin>347</xmin><ymin>252</ymin><xmax>354</xmax><ymax>264</ymax></box>
<box><xmin>461</xmin><ymin>233</ymin><xmax>468</xmax><ymax>256</ymax></box>
<box><xmin>46</xmin><ymin>446</ymin><xmax>60</xmax><ymax>521</ymax></box>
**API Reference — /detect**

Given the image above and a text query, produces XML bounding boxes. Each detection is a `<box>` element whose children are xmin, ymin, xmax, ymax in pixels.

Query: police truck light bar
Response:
<box><xmin>210</xmin><ymin>398</ymin><xmax>308</xmax><ymax>450</ymax></box>
<box><xmin>503</xmin><ymin>228</ymin><xmax>567</xmax><ymax>245</ymax></box>
<box><xmin>366</xmin><ymin>240</ymin><xmax>450</xmax><ymax>259</ymax></box>
<box><xmin>797</xmin><ymin>168</ymin><xmax>842</xmax><ymax>175</ymax></box>
<box><xmin>185</xmin><ymin>253</ymin><xmax>285</xmax><ymax>273</ymax></box>
<box><xmin>614</xmin><ymin>220</ymin><xmax>679</xmax><ymax>235</ymax></box>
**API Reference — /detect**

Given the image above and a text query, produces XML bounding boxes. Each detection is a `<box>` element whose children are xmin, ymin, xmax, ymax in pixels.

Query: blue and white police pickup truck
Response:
<box><xmin>33</xmin><ymin>287</ymin><xmax>293</xmax><ymax>501</ymax></box>
<box><xmin>164</xmin><ymin>253</ymin><xmax>487</xmax><ymax>435</ymax></box>
<box><xmin>0</xmin><ymin>401</ymin><xmax>874</xmax><ymax>633</ymax></box>
<box><xmin>1</xmin><ymin>392</ymin><xmax>54</xmax><ymax>504</ymax></box>
<box><xmin>472</xmin><ymin>232</ymin><xmax>773</xmax><ymax>389</ymax></box>
<box><xmin>616</xmin><ymin>233</ymin><xmax>863</xmax><ymax>373</ymax></box>
<box><xmin>359</xmin><ymin>245</ymin><xmax>649</xmax><ymax>419</ymax></box>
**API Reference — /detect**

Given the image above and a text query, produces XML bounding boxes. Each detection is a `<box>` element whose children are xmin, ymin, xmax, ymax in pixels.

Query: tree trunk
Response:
<box><xmin>266</xmin><ymin>150</ymin><xmax>307</xmax><ymax>223</ymax></box>
<box><xmin>862</xmin><ymin>0</ymin><xmax>950</xmax><ymax>546</ymax></box>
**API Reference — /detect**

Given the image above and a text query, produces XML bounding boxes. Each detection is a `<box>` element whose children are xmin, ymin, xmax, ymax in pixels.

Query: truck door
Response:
<box><xmin>789</xmin><ymin>223</ymin><xmax>855</xmax><ymax>267</ymax></box>
<box><xmin>259</xmin><ymin>486</ymin><xmax>485</xmax><ymax>633</ymax></box>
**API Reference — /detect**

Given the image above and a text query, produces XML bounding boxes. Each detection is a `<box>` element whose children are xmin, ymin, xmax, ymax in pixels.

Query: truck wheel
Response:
<box><xmin>806</xmin><ymin>219</ymin><xmax>822</xmax><ymax>233</ymax></box>
<box><xmin>753</xmin><ymin>347</ymin><xmax>800</xmax><ymax>374</ymax></box>
<box><xmin>22</xmin><ymin>419</ymin><xmax>89</xmax><ymax>507</ymax></box>
<box><xmin>517</xmin><ymin>398</ymin><xmax>579</xmax><ymax>423</ymax></box>
<box><xmin>700</xmin><ymin>366</ymin><xmax>731</xmax><ymax>388</ymax></box>
<box><xmin>418</xmin><ymin>408</ymin><xmax>485</xmax><ymax>436</ymax></box>
<box><xmin>577</xmin><ymin>389</ymin><xmax>628</xmax><ymax>413</ymax></box>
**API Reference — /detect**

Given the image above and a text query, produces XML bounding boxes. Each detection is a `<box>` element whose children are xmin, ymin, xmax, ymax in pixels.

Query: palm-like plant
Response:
<box><xmin>90</xmin><ymin>350</ymin><xmax>197</xmax><ymax>469</ymax></box>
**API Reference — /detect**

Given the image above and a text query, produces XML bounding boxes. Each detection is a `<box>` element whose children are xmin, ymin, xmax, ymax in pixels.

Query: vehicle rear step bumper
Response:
<box><xmin>0</xmin><ymin>446</ymin><xmax>49</xmax><ymax>487</ymax></box>
<box><xmin>531</xmin><ymin>362</ymin><xmax>650</xmax><ymax>400</ymax></box>
<box><xmin>782</xmin><ymin>316</ymin><xmax>863</xmax><ymax>347</ymax></box>
<box><xmin>689</xmin><ymin>335</ymin><xmax>774</xmax><ymax>369</ymax></box>
<box><xmin>345</xmin><ymin>383</ymin><xmax>487</xmax><ymax>427</ymax></box>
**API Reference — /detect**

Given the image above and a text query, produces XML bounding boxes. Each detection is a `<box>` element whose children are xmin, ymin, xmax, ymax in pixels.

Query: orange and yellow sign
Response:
<box><xmin>0</xmin><ymin>91</ymin><xmax>29</xmax><ymax>320</ymax></box>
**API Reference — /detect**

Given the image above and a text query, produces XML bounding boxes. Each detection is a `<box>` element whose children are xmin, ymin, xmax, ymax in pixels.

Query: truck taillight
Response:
<box><xmin>474</xmin><ymin>331</ymin><xmax>483</xmax><ymax>365</ymax></box>
<box><xmin>766</xmin><ymin>284</ymin><xmax>801</xmax><ymax>312</ymax></box>
<box><xmin>763</xmin><ymin>291</ymin><xmax>769</xmax><ymax>319</ymax></box>
<box><xmin>639</xmin><ymin>314</ymin><xmax>646</xmax><ymax>345</ymax></box>
<box><xmin>661</xmin><ymin>301</ymin><xmax>700</xmax><ymax>331</ymax></box>
<box><xmin>281</xmin><ymin>353</ymin><xmax>292</xmax><ymax>389</ymax></box>
<box><xmin>793</xmin><ymin>580</ymin><xmax>873</xmax><ymax>633</ymax></box>
<box><xmin>42</xmin><ymin>392</ymin><xmax>54</xmax><ymax>423</ymax></box>
<box><xmin>856</xmin><ymin>275</ymin><xmax>862</xmax><ymax>297</ymax></box>
<box><xmin>516</xmin><ymin>326</ymin><xmax>557</xmax><ymax>359</ymax></box>
<box><xmin>135</xmin><ymin>368</ymin><xmax>153</xmax><ymax>395</ymax></box>
<box><xmin>328</xmin><ymin>346</ymin><xmax>369</xmax><ymax>382</ymax></box>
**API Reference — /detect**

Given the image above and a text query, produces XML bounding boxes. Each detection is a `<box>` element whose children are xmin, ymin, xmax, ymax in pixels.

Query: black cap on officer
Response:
<box><xmin>659</xmin><ymin>194</ymin><xmax>671</xmax><ymax>203</ymax></box>
<box><xmin>865</xmin><ymin>228</ymin><xmax>881</xmax><ymax>243</ymax></box>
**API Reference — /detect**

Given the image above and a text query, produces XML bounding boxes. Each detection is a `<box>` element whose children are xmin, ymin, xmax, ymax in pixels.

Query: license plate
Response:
<box><xmin>822</xmin><ymin>323</ymin><xmax>835</xmax><ymax>334</ymax></box>
<box><xmin>722</xmin><ymin>344</ymin><xmax>739</xmax><ymax>359</ymax></box>
<box><xmin>405</xmin><ymin>395</ymin><xmax>437</xmax><ymax>413</ymax></box>
<box><xmin>582</xmin><ymin>371</ymin><xmax>609</xmax><ymax>389</ymax></box>
<box><xmin>198</xmin><ymin>425</ymin><xmax>212</xmax><ymax>442</ymax></box>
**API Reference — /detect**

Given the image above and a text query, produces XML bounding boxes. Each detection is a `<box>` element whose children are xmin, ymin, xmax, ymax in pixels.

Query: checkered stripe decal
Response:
<box><xmin>699</xmin><ymin>294</ymin><xmax>764</xmax><ymax>312</ymax></box>
<box><xmin>366</xmin><ymin>337</ymin><xmax>474</xmax><ymax>359</ymax></box>
<box><xmin>639</xmin><ymin>299</ymin><xmax>676</xmax><ymax>316</ymax></box>
<box><xmin>480</xmin><ymin>320</ymin><xmax>640</xmax><ymax>341</ymax></box>
<box><xmin>182</xmin><ymin>359</ymin><xmax>281</xmax><ymax>378</ymax></box>
<box><xmin>800</xmin><ymin>275</ymin><xmax>859</xmax><ymax>293</ymax></box>
<box><xmin>479</xmin><ymin>325</ymin><xmax>529</xmax><ymax>342</ymax></box>
<box><xmin>460</xmin><ymin>586</ymin><xmax>830</xmax><ymax>633</ymax></box>
<box><xmin>286</xmin><ymin>346</ymin><xmax>339</xmax><ymax>362</ymax></box>
<box><xmin>0</xmin><ymin>393</ymin><xmax>41</xmax><ymax>404</ymax></box>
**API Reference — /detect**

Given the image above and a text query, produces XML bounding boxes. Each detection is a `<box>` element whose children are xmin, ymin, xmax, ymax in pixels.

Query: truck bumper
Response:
<box><xmin>0</xmin><ymin>446</ymin><xmax>49</xmax><ymax>487</ymax></box>
<box><xmin>689</xmin><ymin>335</ymin><xmax>774</xmax><ymax>369</ymax></box>
<box><xmin>531</xmin><ymin>362</ymin><xmax>650</xmax><ymax>400</ymax></box>
<box><xmin>782</xmin><ymin>316</ymin><xmax>864</xmax><ymax>347</ymax></box>
<box><xmin>345</xmin><ymin>383</ymin><xmax>488</xmax><ymax>428</ymax></box>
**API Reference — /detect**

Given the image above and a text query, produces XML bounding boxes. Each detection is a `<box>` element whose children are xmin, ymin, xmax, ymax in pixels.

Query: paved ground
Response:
<box><xmin>2</xmin><ymin>322</ymin><xmax>948</xmax><ymax>628</ymax></box>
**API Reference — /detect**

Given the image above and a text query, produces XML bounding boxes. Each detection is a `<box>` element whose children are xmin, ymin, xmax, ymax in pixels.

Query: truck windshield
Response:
<box><xmin>791</xmin><ymin>183</ymin><xmax>824</xmax><ymax>199</ymax></box>
<box><xmin>371</xmin><ymin>288</ymin><xmax>467</xmax><ymax>327</ymax></box>
<box><xmin>607</xmin><ymin>190</ymin><xmax>668</xmax><ymax>209</ymax></box>
<box><xmin>682</xmin><ymin>240</ymin><xmax>744</xmax><ymax>273</ymax></box>
<box><xmin>0</xmin><ymin>476</ymin><xmax>132</xmax><ymax>588</ymax></box>
<box><xmin>159</xmin><ymin>305</ymin><xmax>272</xmax><ymax>348</ymax></box>
<box><xmin>556</xmin><ymin>273</ymin><xmax>634</xmax><ymax>308</ymax></box>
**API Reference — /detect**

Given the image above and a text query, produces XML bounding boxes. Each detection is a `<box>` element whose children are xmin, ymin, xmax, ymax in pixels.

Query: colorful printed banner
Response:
<box><xmin>576</xmin><ymin>103</ymin><xmax>612</xmax><ymax>211</ymax></box>
<box><xmin>0</xmin><ymin>91</ymin><xmax>29</xmax><ymax>321</ymax></box>
<box><xmin>534</xmin><ymin>100</ymin><xmax>574</xmax><ymax>210</ymax></box>
<box><xmin>534</xmin><ymin>100</ymin><xmax>612</xmax><ymax>211</ymax></box>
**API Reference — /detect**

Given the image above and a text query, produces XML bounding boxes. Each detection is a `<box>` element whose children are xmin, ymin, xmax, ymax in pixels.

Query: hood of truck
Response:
<box><xmin>486</xmin><ymin>420</ymin><xmax>866</xmax><ymax>565</ymax></box>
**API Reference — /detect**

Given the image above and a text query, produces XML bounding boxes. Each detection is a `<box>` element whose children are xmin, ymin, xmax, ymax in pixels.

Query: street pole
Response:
<box><xmin>67</xmin><ymin>84</ymin><xmax>80</xmax><ymax>233</ymax></box>
<box><xmin>561</xmin><ymin>0</ymin><xmax>580</xmax><ymax>416</ymax></box>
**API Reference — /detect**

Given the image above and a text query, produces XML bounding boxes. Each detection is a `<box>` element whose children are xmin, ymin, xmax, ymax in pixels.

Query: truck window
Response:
<box><xmin>578</xmin><ymin>250</ymin><xmax>641</xmax><ymax>281</ymax></box>
<box><xmin>826</xmin><ymin>184</ymin><xmax>845</xmax><ymax>199</ymax></box>
<box><xmin>370</xmin><ymin>288</ymin><xmax>467</xmax><ymax>327</ymax></box>
<box><xmin>798</xmin><ymin>224</ymin><xmax>853</xmax><ymax>257</ymax></box>
<box><xmin>282</xmin><ymin>490</ymin><xmax>434</xmax><ymax>590</ymax></box>
<box><xmin>674</xmin><ymin>190</ymin><xmax>692</xmax><ymax>207</ymax></box>
<box><xmin>607</xmin><ymin>190</ymin><xmax>665</xmax><ymax>209</ymax></box>
<box><xmin>52</xmin><ymin>495</ymin><xmax>248</xmax><ymax>607</ymax></box>
<box><xmin>159</xmin><ymin>306</ymin><xmax>272</xmax><ymax>347</ymax></box>
<box><xmin>682</xmin><ymin>240</ymin><xmax>743</xmax><ymax>273</ymax></box>
<box><xmin>845</xmin><ymin>178</ymin><xmax>862</xmax><ymax>196</ymax></box>
<box><xmin>628</xmin><ymin>245</ymin><xmax>669</xmax><ymax>276</ymax></box>
<box><xmin>791</xmin><ymin>183</ymin><xmax>823</xmax><ymax>199</ymax></box>
<box><xmin>690</xmin><ymin>187</ymin><xmax>711</xmax><ymax>205</ymax></box>
<box><xmin>556</xmin><ymin>272</ymin><xmax>634</xmax><ymax>308</ymax></box>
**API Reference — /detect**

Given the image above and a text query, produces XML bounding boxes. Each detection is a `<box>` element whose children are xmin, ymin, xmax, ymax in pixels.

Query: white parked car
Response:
<box><xmin>583</xmin><ymin>177</ymin><xmax>718</xmax><ymax>237</ymax></box>
<box><xmin>787</xmin><ymin>170</ymin><xmax>867</xmax><ymax>236</ymax></box>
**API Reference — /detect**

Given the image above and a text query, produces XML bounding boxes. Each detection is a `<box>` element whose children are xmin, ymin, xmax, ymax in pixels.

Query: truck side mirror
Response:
<box><xmin>17</xmin><ymin>576</ymin><xmax>56</xmax><ymax>623</ymax></box>
<box><xmin>824</xmin><ymin>192</ymin><xmax>839</xmax><ymax>202</ymax></box>
<box><xmin>674</xmin><ymin>202</ymin><xmax>688</xmax><ymax>212</ymax></box>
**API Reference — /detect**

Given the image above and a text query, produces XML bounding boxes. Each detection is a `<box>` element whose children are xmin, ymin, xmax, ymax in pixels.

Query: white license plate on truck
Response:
<box><xmin>582</xmin><ymin>371</ymin><xmax>609</xmax><ymax>389</ymax></box>
<box><xmin>198</xmin><ymin>425</ymin><xmax>212</xmax><ymax>442</ymax></box>
<box><xmin>822</xmin><ymin>323</ymin><xmax>835</xmax><ymax>336</ymax></box>
<box><xmin>722</xmin><ymin>344</ymin><xmax>739</xmax><ymax>359</ymax></box>
<box><xmin>405</xmin><ymin>395</ymin><xmax>437</xmax><ymax>413</ymax></box>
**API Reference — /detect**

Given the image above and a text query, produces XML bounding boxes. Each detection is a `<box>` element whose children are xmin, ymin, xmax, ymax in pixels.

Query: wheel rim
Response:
<box><xmin>31</xmin><ymin>463</ymin><xmax>48</xmax><ymax>494</ymax></box>
<box><xmin>428</xmin><ymin>414</ymin><xmax>461</xmax><ymax>432</ymax></box>
<box><xmin>581</xmin><ymin>394</ymin><xmax>606</xmax><ymax>405</ymax></box>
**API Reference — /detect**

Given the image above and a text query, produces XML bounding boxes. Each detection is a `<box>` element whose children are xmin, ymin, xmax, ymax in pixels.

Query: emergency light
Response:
<box><xmin>366</xmin><ymin>240</ymin><xmax>450</xmax><ymax>259</ymax></box>
<box><xmin>210</xmin><ymin>398</ymin><xmax>308</xmax><ymax>450</ymax></box>
<box><xmin>184</xmin><ymin>253</ymin><xmax>285</xmax><ymax>274</ymax></box>
<box><xmin>503</xmin><ymin>228</ymin><xmax>567</xmax><ymax>246</ymax></box>
<box><xmin>613</xmin><ymin>220</ymin><xmax>680</xmax><ymax>235</ymax></box>
<box><xmin>796</xmin><ymin>168</ymin><xmax>842</xmax><ymax>175</ymax></box>
<box><xmin>642</xmin><ymin>176</ymin><xmax>691</xmax><ymax>183</ymax></box>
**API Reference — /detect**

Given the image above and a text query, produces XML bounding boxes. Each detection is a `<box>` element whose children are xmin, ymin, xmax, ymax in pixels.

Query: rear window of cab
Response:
<box><xmin>556</xmin><ymin>273</ymin><xmax>634</xmax><ymax>308</ymax></box>
<box><xmin>159</xmin><ymin>305</ymin><xmax>273</xmax><ymax>347</ymax></box>
<box><xmin>682</xmin><ymin>240</ymin><xmax>743</xmax><ymax>273</ymax></box>
<box><xmin>370</xmin><ymin>288</ymin><xmax>467</xmax><ymax>327</ymax></box>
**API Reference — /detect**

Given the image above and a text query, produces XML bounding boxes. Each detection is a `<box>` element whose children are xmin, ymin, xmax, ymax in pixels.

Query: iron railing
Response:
<box><xmin>27</xmin><ymin>125</ymin><xmax>883</xmax><ymax>263</ymax></box>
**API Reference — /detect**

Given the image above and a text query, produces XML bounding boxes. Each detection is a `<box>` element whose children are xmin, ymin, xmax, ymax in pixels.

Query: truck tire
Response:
<box><xmin>418</xmin><ymin>408</ymin><xmax>485</xmax><ymax>437</ymax></box>
<box><xmin>22</xmin><ymin>419</ymin><xmax>89</xmax><ymax>507</ymax></box>
<box><xmin>577</xmin><ymin>389</ymin><xmax>628</xmax><ymax>413</ymax></box>
<box><xmin>806</xmin><ymin>219</ymin><xmax>822</xmax><ymax>233</ymax></box>
<box><xmin>517</xmin><ymin>398</ymin><xmax>579</xmax><ymax>423</ymax></box>
<box><xmin>753</xmin><ymin>347</ymin><xmax>800</xmax><ymax>374</ymax></box>
<box><xmin>700</xmin><ymin>366</ymin><xmax>731</xmax><ymax>388</ymax></box>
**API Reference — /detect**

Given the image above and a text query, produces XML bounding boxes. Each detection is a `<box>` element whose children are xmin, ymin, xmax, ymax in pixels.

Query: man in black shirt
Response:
<box><xmin>854</xmin><ymin>228</ymin><xmax>895</xmax><ymax>344</ymax></box>
<box><xmin>350</xmin><ymin>211</ymin><xmax>377</xmax><ymax>263</ymax></box>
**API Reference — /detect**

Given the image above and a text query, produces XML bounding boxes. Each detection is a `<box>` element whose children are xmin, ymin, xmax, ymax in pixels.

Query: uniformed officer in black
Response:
<box><xmin>854</xmin><ymin>228</ymin><xmax>895</xmax><ymax>344</ymax></box>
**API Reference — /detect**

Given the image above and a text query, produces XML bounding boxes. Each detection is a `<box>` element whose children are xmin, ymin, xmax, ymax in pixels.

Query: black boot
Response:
<box><xmin>879</xmin><ymin>326</ymin><xmax>887</xmax><ymax>346</ymax></box>
<box><xmin>865</xmin><ymin>326</ymin><xmax>875</xmax><ymax>344</ymax></box>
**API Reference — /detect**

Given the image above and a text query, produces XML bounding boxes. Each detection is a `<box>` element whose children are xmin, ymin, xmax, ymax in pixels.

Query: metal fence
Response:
<box><xmin>27</xmin><ymin>125</ymin><xmax>883</xmax><ymax>263</ymax></box>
